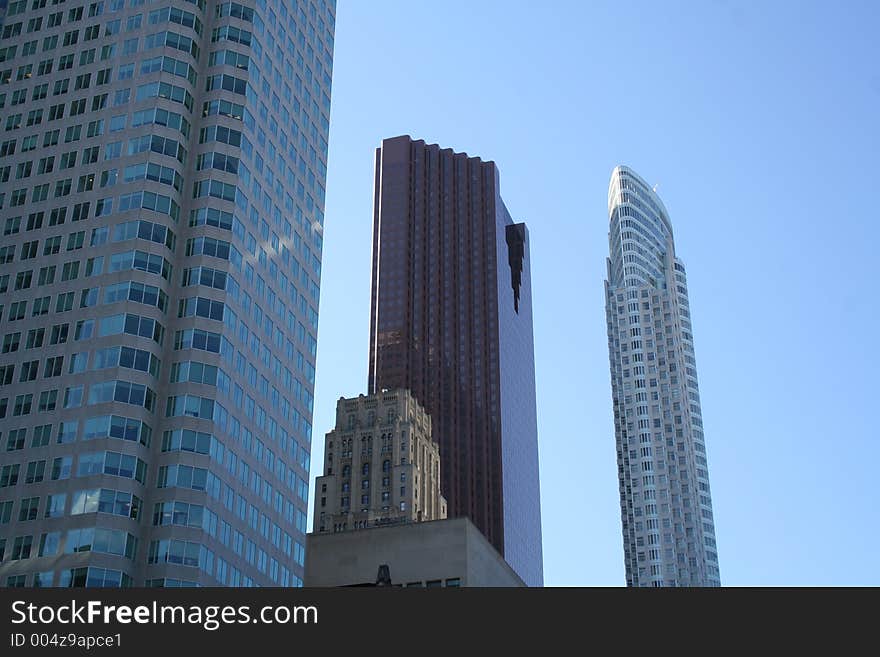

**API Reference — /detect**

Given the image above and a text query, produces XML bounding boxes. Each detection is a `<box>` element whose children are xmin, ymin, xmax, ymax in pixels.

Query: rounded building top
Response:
<box><xmin>608</xmin><ymin>165</ymin><xmax>672</xmax><ymax>236</ymax></box>
<box><xmin>606</xmin><ymin>165</ymin><xmax>676</xmax><ymax>289</ymax></box>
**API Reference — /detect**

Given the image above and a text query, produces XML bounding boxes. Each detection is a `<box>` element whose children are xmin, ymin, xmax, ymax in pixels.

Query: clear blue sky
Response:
<box><xmin>310</xmin><ymin>0</ymin><xmax>880</xmax><ymax>585</ymax></box>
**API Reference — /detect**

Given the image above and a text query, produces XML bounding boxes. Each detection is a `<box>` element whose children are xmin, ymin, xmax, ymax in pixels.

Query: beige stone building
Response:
<box><xmin>314</xmin><ymin>389</ymin><xmax>446</xmax><ymax>533</ymax></box>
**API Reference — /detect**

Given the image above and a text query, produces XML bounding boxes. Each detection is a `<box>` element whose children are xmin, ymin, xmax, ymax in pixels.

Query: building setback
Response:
<box><xmin>0</xmin><ymin>0</ymin><xmax>335</xmax><ymax>587</ymax></box>
<box><xmin>605</xmin><ymin>165</ymin><xmax>721</xmax><ymax>587</ymax></box>
<box><xmin>368</xmin><ymin>135</ymin><xmax>543</xmax><ymax>586</ymax></box>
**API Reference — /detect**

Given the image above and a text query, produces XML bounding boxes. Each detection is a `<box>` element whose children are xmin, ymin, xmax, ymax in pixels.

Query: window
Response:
<box><xmin>3</xmin><ymin>217</ymin><xmax>20</xmax><ymax>235</ymax></box>
<box><xmin>86</xmin><ymin>257</ymin><xmax>104</xmax><ymax>277</ymax></box>
<box><xmin>178</xmin><ymin>297</ymin><xmax>224</xmax><ymax>321</ymax></box>
<box><xmin>18</xmin><ymin>361</ymin><xmax>38</xmax><ymax>382</ymax></box>
<box><xmin>67</xmin><ymin>231</ymin><xmax>85</xmax><ymax>250</ymax></box>
<box><xmin>11</xmin><ymin>535</ymin><xmax>33</xmax><ymax>560</ymax></box>
<box><xmin>61</xmin><ymin>261</ymin><xmax>80</xmax><ymax>281</ymax></box>
<box><xmin>103</xmin><ymin>281</ymin><xmax>168</xmax><ymax>312</ymax></box>
<box><xmin>51</xmin><ymin>457</ymin><xmax>72</xmax><ymax>481</ymax></box>
<box><xmin>83</xmin><ymin>415</ymin><xmax>151</xmax><ymax>446</ymax></box>
<box><xmin>174</xmin><ymin>328</ymin><xmax>221</xmax><ymax>353</ymax></box>
<box><xmin>136</xmin><ymin>80</ymin><xmax>193</xmax><ymax>110</ymax></box>
<box><xmin>6</xmin><ymin>428</ymin><xmax>26</xmax><ymax>451</ymax></box>
<box><xmin>1</xmin><ymin>464</ymin><xmax>21</xmax><ymax>487</ymax></box>
<box><xmin>14</xmin><ymin>269</ymin><xmax>32</xmax><ymax>290</ymax></box>
<box><xmin>56</xmin><ymin>421</ymin><xmax>77</xmax><ymax>444</ymax></box>
<box><xmin>26</xmin><ymin>328</ymin><xmax>45</xmax><ymax>349</ymax></box>
<box><xmin>44</xmin><ymin>493</ymin><xmax>65</xmax><ymax>518</ymax></box>
<box><xmin>44</xmin><ymin>356</ymin><xmax>64</xmax><ymax>378</ymax></box>
<box><xmin>25</xmin><ymin>459</ymin><xmax>45</xmax><ymax>484</ymax></box>
<box><xmin>51</xmin><ymin>323</ymin><xmax>70</xmax><ymax>345</ymax></box>
<box><xmin>113</xmin><ymin>88</ymin><xmax>131</xmax><ymax>106</ymax></box>
<box><xmin>87</xmin><ymin>380</ymin><xmax>156</xmax><ymax>412</ymax></box>
<box><xmin>170</xmin><ymin>361</ymin><xmax>218</xmax><ymax>386</ymax></box>
<box><xmin>13</xmin><ymin>394</ymin><xmax>33</xmax><ymax>416</ymax></box>
<box><xmin>55</xmin><ymin>292</ymin><xmax>75</xmax><ymax>313</ymax></box>
<box><xmin>157</xmin><ymin>464</ymin><xmax>214</xmax><ymax>494</ymax></box>
<box><xmin>77</xmin><ymin>451</ymin><xmax>146</xmax><ymax>483</ymax></box>
<box><xmin>38</xmin><ymin>532</ymin><xmax>60</xmax><ymax>557</ymax></box>
<box><xmin>18</xmin><ymin>497</ymin><xmax>40</xmax><ymax>521</ymax></box>
<box><xmin>70</xmin><ymin>488</ymin><xmax>141</xmax><ymax>519</ymax></box>
<box><xmin>66</xmin><ymin>526</ymin><xmax>137</xmax><ymax>559</ymax></box>
<box><xmin>43</xmin><ymin>235</ymin><xmax>62</xmax><ymax>255</ymax></box>
<box><xmin>2</xmin><ymin>333</ymin><xmax>21</xmax><ymax>354</ymax></box>
<box><xmin>112</xmin><ymin>218</ymin><xmax>176</xmax><ymax>249</ymax></box>
<box><xmin>109</xmin><ymin>250</ymin><xmax>171</xmax><ymax>280</ymax></box>
<box><xmin>38</xmin><ymin>390</ymin><xmax>58</xmax><ymax>412</ymax></box>
<box><xmin>64</xmin><ymin>386</ymin><xmax>83</xmax><ymax>409</ymax></box>
<box><xmin>97</xmin><ymin>314</ymin><xmax>161</xmax><ymax>345</ymax></box>
<box><xmin>109</xmin><ymin>114</ymin><xmax>127</xmax><ymax>132</ymax></box>
<box><xmin>166</xmin><ymin>395</ymin><xmax>214</xmax><ymax>419</ymax></box>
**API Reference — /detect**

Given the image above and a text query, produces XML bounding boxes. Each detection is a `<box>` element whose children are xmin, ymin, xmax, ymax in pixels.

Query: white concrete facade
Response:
<box><xmin>605</xmin><ymin>166</ymin><xmax>721</xmax><ymax>587</ymax></box>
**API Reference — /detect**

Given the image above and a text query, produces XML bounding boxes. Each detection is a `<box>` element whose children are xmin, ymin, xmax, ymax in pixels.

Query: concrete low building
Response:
<box><xmin>304</xmin><ymin>516</ymin><xmax>524</xmax><ymax>587</ymax></box>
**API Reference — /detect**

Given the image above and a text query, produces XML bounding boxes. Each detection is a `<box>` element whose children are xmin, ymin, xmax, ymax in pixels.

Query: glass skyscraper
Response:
<box><xmin>605</xmin><ymin>165</ymin><xmax>721</xmax><ymax>587</ymax></box>
<box><xmin>368</xmin><ymin>135</ymin><xmax>543</xmax><ymax>586</ymax></box>
<box><xmin>0</xmin><ymin>0</ymin><xmax>334</xmax><ymax>587</ymax></box>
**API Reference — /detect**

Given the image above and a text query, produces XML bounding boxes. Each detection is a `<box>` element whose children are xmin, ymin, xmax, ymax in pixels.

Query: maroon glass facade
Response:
<box><xmin>368</xmin><ymin>136</ymin><xmax>543</xmax><ymax>586</ymax></box>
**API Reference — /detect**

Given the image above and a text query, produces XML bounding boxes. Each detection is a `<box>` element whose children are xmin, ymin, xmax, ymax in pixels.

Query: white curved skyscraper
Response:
<box><xmin>604</xmin><ymin>166</ymin><xmax>721</xmax><ymax>587</ymax></box>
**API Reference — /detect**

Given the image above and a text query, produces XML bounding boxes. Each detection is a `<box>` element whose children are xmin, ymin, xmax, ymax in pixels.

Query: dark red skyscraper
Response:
<box><xmin>368</xmin><ymin>136</ymin><xmax>543</xmax><ymax>586</ymax></box>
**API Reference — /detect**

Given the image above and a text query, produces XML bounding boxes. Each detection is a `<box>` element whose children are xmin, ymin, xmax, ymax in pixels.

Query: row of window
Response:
<box><xmin>3</xmin><ymin>566</ymin><xmax>133</xmax><ymax>589</ymax></box>
<box><xmin>0</xmin><ymin>381</ymin><xmax>156</xmax><ymax>424</ymax></box>
<box><xmin>0</xmin><ymin>182</ymin><xmax>180</xmax><ymax>228</ymax></box>
<box><xmin>2</xmin><ymin>313</ymin><xmax>165</xmax><ymax>362</ymax></box>
<box><xmin>2</xmin><ymin>308</ymin><xmax>311</xmax><ymax>419</ymax></box>
<box><xmin>2</xmin><ymin>234</ymin><xmax>316</xmax><ymax>374</ymax></box>
<box><xmin>0</xmin><ymin>527</ymin><xmax>137</xmax><ymax>564</ymax></box>
<box><xmin>1</xmin><ymin>450</ymin><xmax>146</xmax><ymax>488</ymax></box>
<box><xmin>4</xmin><ymin>347</ymin><xmax>155</xmax><ymax>387</ymax></box>
<box><xmin>0</xmin><ymin>488</ymin><xmax>139</xmax><ymax>526</ymax></box>
<box><xmin>1</xmin><ymin>281</ymin><xmax>166</xmax><ymax>319</ymax></box>
<box><xmin>1</xmin><ymin>151</ymin><xmax>182</xmax><ymax>195</ymax></box>
<box><xmin>5</xmin><ymin>414</ymin><xmax>305</xmax><ymax>490</ymax></box>
<box><xmin>3</xmin><ymin>425</ymin><xmax>307</xmax><ymax>537</ymax></box>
